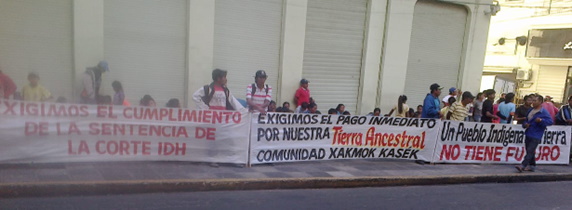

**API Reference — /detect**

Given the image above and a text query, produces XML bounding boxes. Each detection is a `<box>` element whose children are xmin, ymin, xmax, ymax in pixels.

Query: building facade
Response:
<box><xmin>484</xmin><ymin>0</ymin><xmax>572</xmax><ymax>104</ymax></box>
<box><xmin>0</xmin><ymin>0</ymin><xmax>491</xmax><ymax>115</ymax></box>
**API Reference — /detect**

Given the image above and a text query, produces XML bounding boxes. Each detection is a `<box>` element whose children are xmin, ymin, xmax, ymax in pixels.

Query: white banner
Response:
<box><xmin>0</xmin><ymin>100</ymin><xmax>250</xmax><ymax>164</ymax></box>
<box><xmin>249</xmin><ymin>113</ymin><xmax>440</xmax><ymax>164</ymax></box>
<box><xmin>433</xmin><ymin>120</ymin><xmax>571</xmax><ymax>164</ymax></box>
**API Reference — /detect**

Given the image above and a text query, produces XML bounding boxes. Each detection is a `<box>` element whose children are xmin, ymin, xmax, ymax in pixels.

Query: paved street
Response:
<box><xmin>3</xmin><ymin>181</ymin><xmax>572</xmax><ymax>210</ymax></box>
<box><xmin>2</xmin><ymin>159</ymin><xmax>572</xmax><ymax>184</ymax></box>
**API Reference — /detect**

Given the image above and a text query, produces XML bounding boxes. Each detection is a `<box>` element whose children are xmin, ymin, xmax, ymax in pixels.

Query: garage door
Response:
<box><xmin>302</xmin><ymin>0</ymin><xmax>367</xmax><ymax>114</ymax></box>
<box><xmin>404</xmin><ymin>0</ymin><xmax>467</xmax><ymax>108</ymax></box>
<box><xmin>213</xmin><ymin>0</ymin><xmax>283</xmax><ymax>101</ymax></box>
<box><xmin>536</xmin><ymin>65</ymin><xmax>567</xmax><ymax>103</ymax></box>
<box><xmin>104</xmin><ymin>0</ymin><xmax>188</xmax><ymax>106</ymax></box>
<box><xmin>0</xmin><ymin>0</ymin><xmax>73</xmax><ymax>100</ymax></box>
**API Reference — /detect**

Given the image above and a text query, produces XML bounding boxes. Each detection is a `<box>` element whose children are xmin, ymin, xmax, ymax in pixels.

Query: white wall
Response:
<box><xmin>73</xmin><ymin>0</ymin><xmax>104</xmax><ymax>102</ymax></box>
<box><xmin>377</xmin><ymin>0</ymin><xmax>492</xmax><ymax>114</ymax></box>
<box><xmin>187</xmin><ymin>0</ymin><xmax>215</xmax><ymax>108</ymax></box>
<box><xmin>60</xmin><ymin>0</ymin><xmax>492</xmax><ymax>113</ymax></box>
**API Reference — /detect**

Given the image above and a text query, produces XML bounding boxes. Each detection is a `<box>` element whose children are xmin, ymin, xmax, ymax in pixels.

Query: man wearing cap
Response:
<box><xmin>447</xmin><ymin>91</ymin><xmax>475</xmax><ymax>121</ymax></box>
<box><xmin>246</xmin><ymin>70</ymin><xmax>272</xmax><ymax>113</ymax></box>
<box><xmin>193</xmin><ymin>68</ymin><xmax>244</xmax><ymax>111</ymax></box>
<box><xmin>81</xmin><ymin>61</ymin><xmax>109</xmax><ymax>104</ymax></box>
<box><xmin>422</xmin><ymin>83</ymin><xmax>443</xmax><ymax>118</ymax></box>
<box><xmin>442</xmin><ymin>87</ymin><xmax>458</xmax><ymax>107</ymax></box>
<box><xmin>294</xmin><ymin>79</ymin><xmax>310</xmax><ymax>113</ymax></box>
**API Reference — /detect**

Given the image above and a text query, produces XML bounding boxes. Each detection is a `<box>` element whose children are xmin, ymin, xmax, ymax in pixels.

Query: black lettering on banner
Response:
<box><xmin>282</xmin><ymin>127</ymin><xmax>330</xmax><ymax>141</ymax></box>
<box><xmin>368</xmin><ymin>117</ymin><xmax>437</xmax><ymax>128</ymax></box>
<box><xmin>542</xmin><ymin>130</ymin><xmax>567</xmax><ymax>145</ymax></box>
<box><xmin>377</xmin><ymin>148</ymin><xmax>419</xmax><ymax>159</ymax></box>
<box><xmin>328</xmin><ymin>148</ymin><xmax>376</xmax><ymax>159</ymax></box>
<box><xmin>264</xmin><ymin>113</ymin><xmax>319</xmax><ymax>125</ymax></box>
<box><xmin>336</xmin><ymin>116</ymin><xmax>367</xmax><ymax>125</ymax></box>
<box><xmin>256</xmin><ymin>148</ymin><xmax>326</xmax><ymax>162</ymax></box>
<box><xmin>485</xmin><ymin>124</ymin><xmax>525</xmax><ymax>146</ymax></box>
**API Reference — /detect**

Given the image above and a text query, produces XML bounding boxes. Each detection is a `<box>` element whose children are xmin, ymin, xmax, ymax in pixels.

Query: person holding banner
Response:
<box><xmin>516</xmin><ymin>94</ymin><xmax>553</xmax><ymax>172</ymax></box>
<box><xmin>422</xmin><ymin>83</ymin><xmax>443</xmax><ymax>119</ymax></box>
<box><xmin>193</xmin><ymin>69</ymin><xmax>244</xmax><ymax>111</ymax></box>
<box><xmin>446</xmin><ymin>91</ymin><xmax>475</xmax><ymax>121</ymax></box>
<box><xmin>481</xmin><ymin>89</ymin><xmax>499</xmax><ymax>123</ymax></box>
<box><xmin>515</xmin><ymin>95</ymin><xmax>533</xmax><ymax>124</ymax></box>
<box><xmin>498</xmin><ymin>93</ymin><xmax>516</xmax><ymax>124</ymax></box>
<box><xmin>246</xmin><ymin>70</ymin><xmax>272</xmax><ymax>113</ymax></box>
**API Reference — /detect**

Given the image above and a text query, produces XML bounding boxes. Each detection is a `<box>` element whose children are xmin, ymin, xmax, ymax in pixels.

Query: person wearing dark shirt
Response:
<box><xmin>515</xmin><ymin>94</ymin><xmax>532</xmax><ymax>124</ymax></box>
<box><xmin>481</xmin><ymin>89</ymin><xmax>499</xmax><ymax>123</ymax></box>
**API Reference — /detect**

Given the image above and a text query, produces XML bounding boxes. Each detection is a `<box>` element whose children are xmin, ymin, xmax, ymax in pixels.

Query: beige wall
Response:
<box><xmin>70</xmin><ymin>0</ymin><xmax>491</xmax><ymax>113</ymax></box>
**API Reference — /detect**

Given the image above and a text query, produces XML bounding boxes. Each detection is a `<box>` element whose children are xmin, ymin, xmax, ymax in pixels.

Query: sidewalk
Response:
<box><xmin>1</xmin><ymin>159</ymin><xmax>572</xmax><ymax>197</ymax></box>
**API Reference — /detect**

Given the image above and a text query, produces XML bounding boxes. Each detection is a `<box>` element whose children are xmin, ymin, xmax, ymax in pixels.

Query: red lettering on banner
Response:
<box><xmin>195</xmin><ymin>127</ymin><xmax>216</xmax><ymax>140</ymax></box>
<box><xmin>3</xmin><ymin>101</ymin><xmax>16</xmax><ymax>115</ymax></box>
<box><xmin>123</xmin><ymin>107</ymin><xmax>241</xmax><ymax>123</ymax></box>
<box><xmin>57</xmin><ymin>122</ymin><xmax>81</xmax><ymax>135</ymax></box>
<box><xmin>363</xmin><ymin>127</ymin><xmax>425</xmax><ymax>149</ymax></box>
<box><xmin>94</xmin><ymin>140</ymin><xmax>152</xmax><ymax>155</ymax></box>
<box><xmin>536</xmin><ymin>145</ymin><xmax>560</xmax><ymax>161</ymax></box>
<box><xmin>440</xmin><ymin>144</ymin><xmax>460</xmax><ymax>160</ymax></box>
<box><xmin>4</xmin><ymin>101</ymin><xmax>89</xmax><ymax>117</ymax></box>
<box><xmin>25</xmin><ymin>121</ymin><xmax>49</xmax><ymax>136</ymax></box>
<box><xmin>332</xmin><ymin>126</ymin><xmax>363</xmax><ymax>146</ymax></box>
<box><xmin>463</xmin><ymin>145</ymin><xmax>502</xmax><ymax>161</ymax></box>
<box><xmin>88</xmin><ymin>123</ymin><xmax>189</xmax><ymax>138</ymax></box>
<box><xmin>96</xmin><ymin>105</ymin><xmax>117</xmax><ymax>119</ymax></box>
<box><xmin>68</xmin><ymin>140</ymin><xmax>90</xmax><ymax>155</ymax></box>
<box><xmin>506</xmin><ymin>147</ymin><xmax>525</xmax><ymax>161</ymax></box>
<box><xmin>158</xmin><ymin>142</ymin><xmax>186</xmax><ymax>155</ymax></box>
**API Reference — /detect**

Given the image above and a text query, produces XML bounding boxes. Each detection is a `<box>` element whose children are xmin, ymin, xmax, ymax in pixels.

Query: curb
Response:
<box><xmin>2</xmin><ymin>173</ymin><xmax>572</xmax><ymax>198</ymax></box>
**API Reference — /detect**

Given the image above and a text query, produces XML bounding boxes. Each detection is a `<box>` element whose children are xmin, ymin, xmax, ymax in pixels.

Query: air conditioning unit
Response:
<box><xmin>516</xmin><ymin>69</ymin><xmax>531</xmax><ymax>80</ymax></box>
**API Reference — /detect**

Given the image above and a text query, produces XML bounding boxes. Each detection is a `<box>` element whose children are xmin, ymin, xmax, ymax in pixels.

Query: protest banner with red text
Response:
<box><xmin>433</xmin><ymin>120</ymin><xmax>570</xmax><ymax>164</ymax></box>
<box><xmin>0</xmin><ymin>100</ymin><xmax>250</xmax><ymax>164</ymax></box>
<box><xmin>249</xmin><ymin>113</ymin><xmax>440</xmax><ymax>164</ymax></box>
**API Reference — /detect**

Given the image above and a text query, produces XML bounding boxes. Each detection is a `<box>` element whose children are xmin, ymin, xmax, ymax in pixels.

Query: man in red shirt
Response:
<box><xmin>0</xmin><ymin>69</ymin><xmax>17</xmax><ymax>99</ymax></box>
<box><xmin>294</xmin><ymin>79</ymin><xmax>310</xmax><ymax>113</ymax></box>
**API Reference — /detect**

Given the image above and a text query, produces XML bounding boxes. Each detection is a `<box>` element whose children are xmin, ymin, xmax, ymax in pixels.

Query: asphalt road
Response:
<box><xmin>3</xmin><ymin>181</ymin><xmax>572</xmax><ymax>210</ymax></box>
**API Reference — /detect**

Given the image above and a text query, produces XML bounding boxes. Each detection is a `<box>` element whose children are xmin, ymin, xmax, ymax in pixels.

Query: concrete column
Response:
<box><xmin>357</xmin><ymin>0</ymin><xmax>387</xmax><ymax>115</ymax></box>
<box><xmin>277</xmin><ymin>0</ymin><xmax>308</xmax><ymax>106</ymax></box>
<box><xmin>459</xmin><ymin>3</ymin><xmax>492</xmax><ymax>94</ymax></box>
<box><xmin>73</xmin><ymin>0</ymin><xmax>104</xmax><ymax>102</ymax></box>
<box><xmin>187</xmin><ymin>0</ymin><xmax>215</xmax><ymax>108</ymax></box>
<box><xmin>378</xmin><ymin>0</ymin><xmax>417</xmax><ymax>113</ymax></box>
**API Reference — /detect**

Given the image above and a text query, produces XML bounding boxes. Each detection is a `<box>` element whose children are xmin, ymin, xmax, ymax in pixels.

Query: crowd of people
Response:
<box><xmin>2</xmin><ymin>63</ymin><xmax>570</xmax><ymax>170</ymax></box>
<box><xmin>1</xmin><ymin>62</ymin><xmax>571</xmax><ymax>126</ymax></box>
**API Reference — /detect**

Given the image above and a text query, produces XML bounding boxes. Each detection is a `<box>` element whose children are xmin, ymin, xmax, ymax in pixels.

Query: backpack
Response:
<box><xmin>202</xmin><ymin>84</ymin><xmax>234</xmax><ymax>110</ymax></box>
<box><xmin>250</xmin><ymin>83</ymin><xmax>269</xmax><ymax>97</ymax></box>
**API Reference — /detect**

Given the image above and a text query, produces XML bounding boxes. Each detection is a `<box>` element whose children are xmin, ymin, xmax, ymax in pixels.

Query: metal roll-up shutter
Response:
<box><xmin>214</xmin><ymin>0</ymin><xmax>283</xmax><ymax>101</ymax></box>
<box><xmin>104</xmin><ymin>0</ymin><xmax>187</xmax><ymax>106</ymax></box>
<box><xmin>404</xmin><ymin>0</ymin><xmax>467</xmax><ymax>108</ymax></box>
<box><xmin>536</xmin><ymin>66</ymin><xmax>567</xmax><ymax>103</ymax></box>
<box><xmin>0</xmin><ymin>0</ymin><xmax>73</xmax><ymax>100</ymax></box>
<box><xmin>302</xmin><ymin>0</ymin><xmax>367</xmax><ymax>114</ymax></box>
